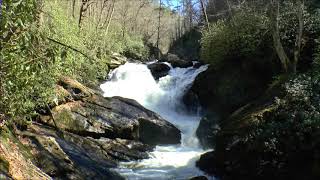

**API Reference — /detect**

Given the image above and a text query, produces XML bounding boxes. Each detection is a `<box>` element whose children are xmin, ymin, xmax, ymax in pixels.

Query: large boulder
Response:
<box><xmin>195</xmin><ymin>114</ymin><xmax>220</xmax><ymax>149</ymax></box>
<box><xmin>40</xmin><ymin>78</ymin><xmax>181</xmax><ymax>146</ymax></box>
<box><xmin>0</xmin><ymin>127</ymin><xmax>51</xmax><ymax>180</ymax></box>
<box><xmin>185</xmin><ymin>61</ymin><xmax>274</xmax><ymax>118</ymax></box>
<box><xmin>20</xmin><ymin>124</ymin><xmax>131</xmax><ymax>180</ymax></box>
<box><xmin>147</xmin><ymin>62</ymin><xmax>171</xmax><ymax>80</ymax></box>
<box><xmin>161</xmin><ymin>53</ymin><xmax>193</xmax><ymax>68</ymax></box>
<box><xmin>185</xmin><ymin>58</ymin><xmax>277</xmax><ymax>148</ymax></box>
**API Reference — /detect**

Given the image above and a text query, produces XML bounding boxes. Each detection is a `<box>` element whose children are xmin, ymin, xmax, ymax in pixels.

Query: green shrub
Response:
<box><xmin>0</xmin><ymin>0</ymin><xmax>151</xmax><ymax>123</ymax></box>
<box><xmin>200</xmin><ymin>9</ymin><xmax>270</xmax><ymax>66</ymax></box>
<box><xmin>201</xmin><ymin>4</ymin><xmax>320</xmax><ymax>68</ymax></box>
<box><xmin>123</xmin><ymin>35</ymin><xmax>149</xmax><ymax>60</ymax></box>
<box><xmin>1</xmin><ymin>0</ymin><xmax>58</xmax><ymax>120</ymax></box>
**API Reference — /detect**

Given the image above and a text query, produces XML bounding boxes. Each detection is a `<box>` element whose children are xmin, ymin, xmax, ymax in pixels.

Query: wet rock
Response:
<box><xmin>138</xmin><ymin>118</ymin><xmax>181</xmax><ymax>145</ymax></box>
<box><xmin>196</xmin><ymin>115</ymin><xmax>220</xmax><ymax>149</ymax></box>
<box><xmin>147</xmin><ymin>62</ymin><xmax>171</xmax><ymax>80</ymax></box>
<box><xmin>196</xmin><ymin>151</ymin><xmax>216</xmax><ymax>176</ymax></box>
<box><xmin>193</xmin><ymin>62</ymin><xmax>204</xmax><ymax>69</ymax></box>
<box><xmin>189</xmin><ymin>176</ymin><xmax>208</xmax><ymax>180</ymax></box>
<box><xmin>182</xmin><ymin>90</ymin><xmax>200</xmax><ymax>113</ymax></box>
<box><xmin>161</xmin><ymin>53</ymin><xmax>193</xmax><ymax>68</ymax></box>
<box><xmin>186</xmin><ymin>64</ymin><xmax>271</xmax><ymax>117</ymax></box>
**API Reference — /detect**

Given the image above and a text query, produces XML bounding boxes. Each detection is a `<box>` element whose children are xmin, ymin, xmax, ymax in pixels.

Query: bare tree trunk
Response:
<box><xmin>72</xmin><ymin>0</ymin><xmax>76</xmax><ymax>18</ymax></box>
<box><xmin>156</xmin><ymin>0</ymin><xmax>162</xmax><ymax>59</ymax></box>
<box><xmin>200</xmin><ymin>0</ymin><xmax>209</xmax><ymax>30</ymax></box>
<box><xmin>121</xmin><ymin>1</ymin><xmax>130</xmax><ymax>38</ymax></box>
<box><xmin>105</xmin><ymin>0</ymin><xmax>115</xmax><ymax>36</ymax></box>
<box><xmin>133</xmin><ymin>1</ymin><xmax>148</xmax><ymax>33</ymax></box>
<box><xmin>78</xmin><ymin>0</ymin><xmax>87</xmax><ymax>28</ymax></box>
<box><xmin>96</xmin><ymin>0</ymin><xmax>108</xmax><ymax>31</ymax></box>
<box><xmin>270</xmin><ymin>0</ymin><xmax>290</xmax><ymax>73</ymax></box>
<box><xmin>102</xmin><ymin>0</ymin><xmax>112</xmax><ymax>27</ymax></box>
<box><xmin>189</xmin><ymin>4</ymin><xmax>193</xmax><ymax>30</ymax></box>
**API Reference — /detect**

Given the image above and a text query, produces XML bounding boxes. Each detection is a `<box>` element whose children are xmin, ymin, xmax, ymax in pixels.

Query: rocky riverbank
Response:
<box><xmin>0</xmin><ymin>76</ymin><xmax>181</xmax><ymax>179</ymax></box>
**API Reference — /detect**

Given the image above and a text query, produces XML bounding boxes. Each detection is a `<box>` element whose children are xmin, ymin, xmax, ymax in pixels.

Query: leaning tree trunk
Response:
<box><xmin>292</xmin><ymin>0</ymin><xmax>304</xmax><ymax>74</ymax></box>
<box><xmin>72</xmin><ymin>0</ymin><xmax>76</xmax><ymax>18</ymax></box>
<box><xmin>200</xmin><ymin>0</ymin><xmax>210</xmax><ymax>30</ymax></box>
<box><xmin>270</xmin><ymin>0</ymin><xmax>290</xmax><ymax>73</ymax></box>
<box><xmin>104</xmin><ymin>0</ymin><xmax>115</xmax><ymax>36</ymax></box>
<box><xmin>270</xmin><ymin>0</ymin><xmax>304</xmax><ymax>74</ymax></box>
<box><xmin>79</xmin><ymin>0</ymin><xmax>91</xmax><ymax>29</ymax></box>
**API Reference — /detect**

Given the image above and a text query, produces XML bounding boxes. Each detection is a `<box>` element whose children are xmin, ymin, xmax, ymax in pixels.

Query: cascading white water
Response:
<box><xmin>100</xmin><ymin>62</ymin><xmax>213</xmax><ymax>180</ymax></box>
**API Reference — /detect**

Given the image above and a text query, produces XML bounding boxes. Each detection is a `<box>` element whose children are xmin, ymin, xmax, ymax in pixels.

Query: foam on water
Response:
<box><xmin>100</xmin><ymin>62</ymin><xmax>214</xmax><ymax>180</ymax></box>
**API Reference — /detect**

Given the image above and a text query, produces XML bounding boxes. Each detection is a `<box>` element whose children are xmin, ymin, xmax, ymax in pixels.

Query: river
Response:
<box><xmin>100</xmin><ymin>62</ymin><xmax>214</xmax><ymax>180</ymax></box>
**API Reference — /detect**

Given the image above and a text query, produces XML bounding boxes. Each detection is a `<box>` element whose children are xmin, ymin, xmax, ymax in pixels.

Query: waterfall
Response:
<box><xmin>100</xmin><ymin>62</ymin><xmax>213</xmax><ymax>180</ymax></box>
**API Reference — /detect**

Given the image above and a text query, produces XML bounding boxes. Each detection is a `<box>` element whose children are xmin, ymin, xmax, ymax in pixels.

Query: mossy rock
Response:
<box><xmin>41</xmin><ymin>101</ymin><xmax>89</xmax><ymax>133</ymax></box>
<box><xmin>58</xmin><ymin>76</ymin><xmax>94</xmax><ymax>100</ymax></box>
<box><xmin>0</xmin><ymin>157</ymin><xmax>9</xmax><ymax>176</ymax></box>
<box><xmin>0</xmin><ymin>126</ymin><xmax>50</xmax><ymax>179</ymax></box>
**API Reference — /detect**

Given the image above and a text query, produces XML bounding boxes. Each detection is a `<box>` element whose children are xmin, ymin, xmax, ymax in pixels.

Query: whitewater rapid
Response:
<box><xmin>100</xmin><ymin>62</ymin><xmax>212</xmax><ymax>180</ymax></box>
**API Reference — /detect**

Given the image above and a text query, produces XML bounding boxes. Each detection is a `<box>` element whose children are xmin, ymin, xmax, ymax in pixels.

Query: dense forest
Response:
<box><xmin>1</xmin><ymin>0</ymin><xmax>320</xmax><ymax>180</ymax></box>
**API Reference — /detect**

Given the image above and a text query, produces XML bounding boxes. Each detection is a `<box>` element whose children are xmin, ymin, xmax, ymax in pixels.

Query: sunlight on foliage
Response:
<box><xmin>200</xmin><ymin>9</ymin><xmax>270</xmax><ymax>66</ymax></box>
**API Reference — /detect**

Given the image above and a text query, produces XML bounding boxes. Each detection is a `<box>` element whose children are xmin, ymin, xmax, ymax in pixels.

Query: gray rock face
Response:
<box><xmin>138</xmin><ymin>118</ymin><xmax>181</xmax><ymax>145</ymax></box>
<box><xmin>24</xmin><ymin>124</ymin><xmax>137</xmax><ymax>180</ymax></box>
<box><xmin>40</xmin><ymin>78</ymin><xmax>181</xmax><ymax>146</ymax></box>
<box><xmin>147</xmin><ymin>62</ymin><xmax>171</xmax><ymax>80</ymax></box>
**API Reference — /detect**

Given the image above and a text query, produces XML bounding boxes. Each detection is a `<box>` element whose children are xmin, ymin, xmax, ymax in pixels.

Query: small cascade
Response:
<box><xmin>100</xmin><ymin>62</ymin><xmax>213</xmax><ymax>180</ymax></box>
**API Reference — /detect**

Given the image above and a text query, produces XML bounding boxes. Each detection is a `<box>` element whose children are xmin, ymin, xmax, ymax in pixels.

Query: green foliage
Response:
<box><xmin>1</xmin><ymin>0</ymin><xmax>58</xmax><ymax>120</ymax></box>
<box><xmin>245</xmin><ymin>73</ymin><xmax>320</xmax><ymax>177</ymax></box>
<box><xmin>122</xmin><ymin>34</ymin><xmax>149</xmax><ymax>60</ymax></box>
<box><xmin>279</xmin><ymin>2</ymin><xmax>320</xmax><ymax>53</ymax></box>
<box><xmin>169</xmin><ymin>28</ymin><xmax>202</xmax><ymax>60</ymax></box>
<box><xmin>0</xmin><ymin>0</ymin><xmax>152</xmax><ymax>122</ymax></box>
<box><xmin>42</xmin><ymin>1</ymin><xmax>110</xmax><ymax>83</ymax></box>
<box><xmin>42</xmin><ymin>0</ymin><xmax>149</xmax><ymax>79</ymax></box>
<box><xmin>200</xmin><ymin>9</ymin><xmax>270</xmax><ymax>66</ymax></box>
<box><xmin>314</xmin><ymin>37</ymin><xmax>320</xmax><ymax>67</ymax></box>
<box><xmin>213</xmin><ymin>72</ymin><xmax>320</xmax><ymax>178</ymax></box>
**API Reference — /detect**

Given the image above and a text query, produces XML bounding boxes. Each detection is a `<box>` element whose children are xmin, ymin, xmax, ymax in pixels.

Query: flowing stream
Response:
<box><xmin>100</xmin><ymin>62</ymin><xmax>213</xmax><ymax>180</ymax></box>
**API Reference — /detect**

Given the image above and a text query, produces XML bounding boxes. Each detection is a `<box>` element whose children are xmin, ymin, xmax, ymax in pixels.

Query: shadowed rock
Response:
<box><xmin>147</xmin><ymin>62</ymin><xmax>171</xmax><ymax>80</ymax></box>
